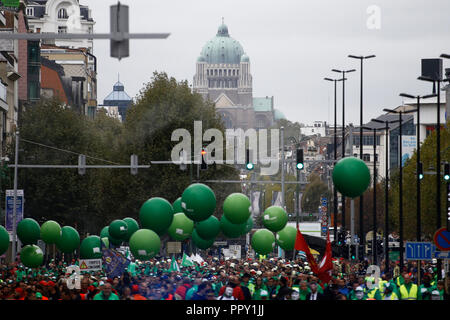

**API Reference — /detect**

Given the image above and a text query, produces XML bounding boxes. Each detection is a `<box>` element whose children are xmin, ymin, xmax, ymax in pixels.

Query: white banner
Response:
<box><xmin>252</xmin><ymin>191</ymin><xmax>261</xmax><ymax>216</ymax></box>
<box><xmin>401</xmin><ymin>136</ymin><xmax>417</xmax><ymax>167</ymax></box>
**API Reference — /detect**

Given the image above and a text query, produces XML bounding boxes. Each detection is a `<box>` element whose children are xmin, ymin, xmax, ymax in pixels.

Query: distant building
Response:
<box><xmin>97</xmin><ymin>105</ymin><xmax>122</xmax><ymax>122</ymax></box>
<box><xmin>301</xmin><ymin>121</ymin><xmax>327</xmax><ymax>137</ymax></box>
<box><xmin>103</xmin><ymin>80</ymin><xmax>132</xmax><ymax>122</ymax></box>
<box><xmin>193</xmin><ymin>21</ymin><xmax>285</xmax><ymax>130</ymax></box>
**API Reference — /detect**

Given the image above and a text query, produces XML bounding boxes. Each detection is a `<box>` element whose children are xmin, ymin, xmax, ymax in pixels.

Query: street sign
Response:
<box><xmin>321</xmin><ymin>198</ymin><xmax>327</xmax><ymax>206</ymax></box>
<box><xmin>5</xmin><ymin>190</ymin><xmax>24</xmax><ymax>232</ymax></box>
<box><xmin>405</xmin><ymin>242</ymin><xmax>434</xmax><ymax>260</ymax></box>
<box><xmin>433</xmin><ymin>227</ymin><xmax>450</xmax><ymax>251</ymax></box>
<box><xmin>434</xmin><ymin>251</ymin><xmax>450</xmax><ymax>259</ymax></box>
<box><xmin>321</xmin><ymin>226</ymin><xmax>327</xmax><ymax>234</ymax></box>
<box><xmin>214</xmin><ymin>241</ymin><xmax>227</xmax><ymax>246</ymax></box>
<box><xmin>79</xmin><ymin>259</ymin><xmax>102</xmax><ymax>272</ymax></box>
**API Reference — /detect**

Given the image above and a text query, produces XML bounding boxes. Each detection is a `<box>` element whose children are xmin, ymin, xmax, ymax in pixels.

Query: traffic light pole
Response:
<box><xmin>11</xmin><ymin>131</ymin><xmax>19</xmax><ymax>263</ymax></box>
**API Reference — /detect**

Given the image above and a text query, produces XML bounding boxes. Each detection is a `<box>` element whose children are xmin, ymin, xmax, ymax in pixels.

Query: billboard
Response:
<box><xmin>5</xmin><ymin>190</ymin><xmax>24</xmax><ymax>232</ymax></box>
<box><xmin>401</xmin><ymin>136</ymin><xmax>417</xmax><ymax>167</ymax></box>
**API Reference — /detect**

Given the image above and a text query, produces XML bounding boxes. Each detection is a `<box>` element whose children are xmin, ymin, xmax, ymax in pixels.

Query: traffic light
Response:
<box><xmin>110</xmin><ymin>3</ymin><xmax>129</xmax><ymax>60</ymax></box>
<box><xmin>246</xmin><ymin>148</ymin><xmax>254</xmax><ymax>170</ymax></box>
<box><xmin>201</xmin><ymin>148</ymin><xmax>207</xmax><ymax>170</ymax></box>
<box><xmin>296</xmin><ymin>148</ymin><xmax>304</xmax><ymax>170</ymax></box>
<box><xmin>376</xmin><ymin>240</ymin><xmax>383</xmax><ymax>255</ymax></box>
<box><xmin>350</xmin><ymin>245</ymin><xmax>356</xmax><ymax>260</ymax></box>
<box><xmin>444</xmin><ymin>162</ymin><xmax>450</xmax><ymax>181</ymax></box>
<box><xmin>358</xmin><ymin>245</ymin><xmax>364</xmax><ymax>260</ymax></box>
<box><xmin>418</xmin><ymin>162</ymin><xmax>424</xmax><ymax>180</ymax></box>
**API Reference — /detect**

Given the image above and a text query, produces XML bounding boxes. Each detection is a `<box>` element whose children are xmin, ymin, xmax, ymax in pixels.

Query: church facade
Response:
<box><xmin>193</xmin><ymin>22</ymin><xmax>285</xmax><ymax>130</ymax></box>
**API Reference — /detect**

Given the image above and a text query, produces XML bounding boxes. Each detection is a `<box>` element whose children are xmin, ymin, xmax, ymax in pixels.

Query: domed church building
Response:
<box><xmin>193</xmin><ymin>21</ymin><xmax>286</xmax><ymax>130</ymax></box>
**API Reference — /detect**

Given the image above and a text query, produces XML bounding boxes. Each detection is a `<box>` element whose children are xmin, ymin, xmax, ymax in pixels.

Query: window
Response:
<box><xmin>58</xmin><ymin>8</ymin><xmax>68</xmax><ymax>19</ymax></box>
<box><xmin>363</xmin><ymin>154</ymin><xmax>371</xmax><ymax>162</ymax></box>
<box><xmin>58</xmin><ymin>26</ymin><xmax>67</xmax><ymax>34</ymax></box>
<box><xmin>26</xmin><ymin>8</ymin><xmax>34</xmax><ymax>16</ymax></box>
<box><xmin>0</xmin><ymin>82</ymin><xmax>7</xmax><ymax>102</ymax></box>
<box><xmin>374</xmin><ymin>154</ymin><xmax>379</xmax><ymax>162</ymax></box>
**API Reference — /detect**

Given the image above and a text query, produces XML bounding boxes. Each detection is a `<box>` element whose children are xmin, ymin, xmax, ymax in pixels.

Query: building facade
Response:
<box><xmin>193</xmin><ymin>22</ymin><xmax>285</xmax><ymax>130</ymax></box>
<box><xmin>102</xmin><ymin>80</ymin><xmax>132</xmax><ymax>122</ymax></box>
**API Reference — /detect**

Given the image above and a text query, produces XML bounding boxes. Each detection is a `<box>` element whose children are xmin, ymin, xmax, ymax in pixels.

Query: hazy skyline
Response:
<box><xmin>85</xmin><ymin>0</ymin><xmax>450</xmax><ymax>126</ymax></box>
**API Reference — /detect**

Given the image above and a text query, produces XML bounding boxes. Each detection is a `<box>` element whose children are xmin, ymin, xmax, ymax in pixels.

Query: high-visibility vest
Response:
<box><xmin>367</xmin><ymin>289</ymin><xmax>379</xmax><ymax>300</ymax></box>
<box><xmin>383</xmin><ymin>292</ymin><xmax>399</xmax><ymax>300</ymax></box>
<box><xmin>399</xmin><ymin>284</ymin><xmax>418</xmax><ymax>300</ymax></box>
<box><xmin>378</xmin><ymin>280</ymin><xmax>387</xmax><ymax>292</ymax></box>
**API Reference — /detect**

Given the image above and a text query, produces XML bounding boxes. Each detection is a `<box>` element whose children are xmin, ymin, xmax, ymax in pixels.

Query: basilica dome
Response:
<box><xmin>200</xmin><ymin>23</ymin><xmax>246</xmax><ymax>65</ymax></box>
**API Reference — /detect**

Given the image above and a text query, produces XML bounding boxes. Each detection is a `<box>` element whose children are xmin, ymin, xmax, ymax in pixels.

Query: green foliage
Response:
<box><xmin>6</xmin><ymin>72</ymin><xmax>239</xmax><ymax>235</ymax></box>
<box><xmin>389</xmin><ymin>121</ymin><xmax>450</xmax><ymax>240</ymax></box>
<box><xmin>301</xmin><ymin>174</ymin><xmax>330</xmax><ymax>214</ymax></box>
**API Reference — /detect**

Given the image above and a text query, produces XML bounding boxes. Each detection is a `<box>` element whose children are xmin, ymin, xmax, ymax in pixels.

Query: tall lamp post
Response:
<box><xmin>371</xmin><ymin>118</ymin><xmax>401</xmax><ymax>273</ymax></box>
<box><xmin>418</xmin><ymin>68</ymin><xmax>450</xmax><ymax>280</ymax></box>
<box><xmin>324</xmin><ymin>77</ymin><xmax>346</xmax><ymax>242</ymax></box>
<box><xmin>362</xmin><ymin>125</ymin><xmax>388</xmax><ymax>265</ymax></box>
<box><xmin>399</xmin><ymin>93</ymin><xmax>437</xmax><ymax>242</ymax></box>
<box><xmin>383</xmin><ymin>107</ymin><xmax>417</xmax><ymax>271</ymax></box>
<box><xmin>348</xmin><ymin>54</ymin><xmax>376</xmax><ymax>257</ymax></box>
<box><xmin>332</xmin><ymin>68</ymin><xmax>355</xmax><ymax>232</ymax></box>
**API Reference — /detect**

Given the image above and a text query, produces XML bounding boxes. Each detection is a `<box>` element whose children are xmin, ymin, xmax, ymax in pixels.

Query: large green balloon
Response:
<box><xmin>20</xmin><ymin>245</ymin><xmax>44</xmax><ymax>268</ymax></box>
<box><xmin>56</xmin><ymin>226</ymin><xmax>80</xmax><ymax>253</ymax></box>
<box><xmin>223</xmin><ymin>193</ymin><xmax>251</xmax><ymax>224</ymax></box>
<box><xmin>195</xmin><ymin>215</ymin><xmax>221</xmax><ymax>239</ymax></box>
<box><xmin>181</xmin><ymin>183</ymin><xmax>216</xmax><ymax>222</ymax></box>
<box><xmin>220</xmin><ymin>215</ymin><xmax>246</xmax><ymax>238</ymax></box>
<box><xmin>100</xmin><ymin>226</ymin><xmax>110</xmax><ymax>239</ymax></box>
<box><xmin>173</xmin><ymin>197</ymin><xmax>183</xmax><ymax>213</ymax></box>
<box><xmin>123</xmin><ymin>217</ymin><xmax>139</xmax><ymax>241</ymax></box>
<box><xmin>251</xmin><ymin>229</ymin><xmax>275</xmax><ymax>255</ymax></box>
<box><xmin>276</xmin><ymin>225</ymin><xmax>297</xmax><ymax>251</ymax></box>
<box><xmin>0</xmin><ymin>225</ymin><xmax>9</xmax><ymax>256</ymax></box>
<box><xmin>244</xmin><ymin>217</ymin><xmax>254</xmax><ymax>234</ymax></box>
<box><xmin>40</xmin><ymin>220</ymin><xmax>61</xmax><ymax>244</ymax></box>
<box><xmin>80</xmin><ymin>236</ymin><xmax>102</xmax><ymax>259</ymax></box>
<box><xmin>168</xmin><ymin>213</ymin><xmax>194</xmax><ymax>241</ymax></box>
<box><xmin>17</xmin><ymin>218</ymin><xmax>40</xmax><ymax>245</ymax></box>
<box><xmin>139</xmin><ymin>197</ymin><xmax>174</xmax><ymax>235</ymax></box>
<box><xmin>191</xmin><ymin>229</ymin><xmax>215</xmax><ymax>250</ymax></box>
<box><xmin>129</xmin><ymin>229</ymin><xmax>160</xmax><ymax>260</ymax></box>
<box><xmin>262</xmin><ymin>206</ymin><xmax>288</xmax><ymax>232</ymax></box>
<box><xmin>332</xmin><ymin>157</ymin><xmax>371</xmax><ymax>198</ymax></box>
<box><xmin>109</xmin><ymin>220</ymin><xmax>128</xmax><ymax>240</ymax></box>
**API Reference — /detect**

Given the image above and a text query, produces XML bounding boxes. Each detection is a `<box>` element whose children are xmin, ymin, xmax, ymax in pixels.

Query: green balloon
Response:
<box><xmin>20</xmin><ymin>245</ymin><xmax>44</xmax><ymax>268</ymax></box>
<box><xmin>168</xmin><ymin>213</ymin><xmax>194</xmax><ymax>241</ymax></box>
<box><xmin>129</xmin><ymin>229</ymin><xmax>160</xmax><ymax>260</ymax></box>
<box><xmin>276</xmin><ymin>225</ymin><xmax>297</xmax><ymax>251</ymax></box>
<box><xmin>17</xmin><ymin>218</ymin><xmax>40</xmax><ymax>245</ymax></box>
<box><xmin>244</xmin><ymin>217</ymin><xmax>254</xmax><ymax>234</ymax></box>
<box><xmin>108</xmin><ymin>234</ymin><xmax>123</xmax><ymax>246</ymax></box>
<box><xmin>191</xmin><ymin>229</ymin><xmax>215</xmax><ymax>250</ymax></box>
<box><xmin>181</xmin><ymin>183</ymin><xmax>216</xmax><ymax>222</ymax></box>
<box><xmin>80</xmin><ymin>236</ymin><xmax>102</xmax><ymax>259</ymax></box>
<box><xmin>332</xmin><ymin>157</ymin><xmax>371</xmax><ymax>198</ymax></box>
<box><xmin>0</xmin><ymin>225</ymin><xmax>9</xmax><ymax>256</ymax></box>
<box><xmin>40</xmin><ymin>220</ymin><xmax>61</xmax><ymax>244</ymax></box>
<box><xmin>139</xmin><ymin>197</ymin><xmax>174</xmax><ymax>235</ymax></box>
<box><xmin>173</xmin><ymin>197</ymin><xmax>183</xmax><ymax>213</ymax></box>
<box><xmin>109</xmin><ymin>220</ymin><xmax>128</xmax><ymax>240</ymax></box>
<box><xmin>123</xmin><ymin>217</ymin><xmax>139</xmax><ymax>241</ymax></box>
<box><xmin>100</xmin><ymin>226</ymin><xmax>110</xmax><ymax>239</ymax></box>
<box><xmin>195</xmin><ymin>215</ymin><xmax>221</xmax><ymax>239</ymax></box>
<box><xmin>56</xmin><ymin>226</ymin><xmax>80</xmax><ymax>253</ymax></box>
<box><xmin>262</xmin><ymin>206</ymin><xmax>288</xmax><ymax>232</ymax></box>
<box><xmin>251</xmin><ymin>229</ymin><xmax>275</xmax><ymax>255</ymax></box>
<box><xmin>223</xmin><ymin>193</ymin><xmax>251</xmax><ymax>224</ymax></box>
<box><xmin>101</xmin><ymin>237</ymin><xmax>109</xmax><ymax>248</ymax></box>
<box><xmin>220</xmin><ymin>215</ymin><xmax>246</xmax><ymax>238</ymax></box>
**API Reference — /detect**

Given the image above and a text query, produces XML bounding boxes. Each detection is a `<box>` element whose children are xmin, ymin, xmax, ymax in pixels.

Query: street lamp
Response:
<box><xmin>383</xmin><ymin>107</ymin><xmax>417</xmax><ymax>271</ymax></box>
<box><xmin>332</xmin><ymin>68</ymin><xmax>355</xmax><ymax>232</ymax></box>
<box><xmin>362</xmin><ymin>125</ymin><xmax>388</xmax><ymax>265</ymax></box>
<box><xmin>371</xmin><ymin>118</ymin><xmax>401</xmax><ymax>272</ymax></box>
<box><xmin>349</xmin><ymin>55</ymin><xmax>376</xmax><ymax>254</ymax></box>
<box><xmin>324</xmin><ymin>77</ymin><xmax>346</xmax><ymax>243</ymax></box>
<box><xmin>399</xmin><ymin>93</ymin><xmax>437</xmax><ymax>242</ymax></box>
<box><xmin>418</xmin><ymin>71</ymin><xmax>450</xmax><ymax>279</ymax></box>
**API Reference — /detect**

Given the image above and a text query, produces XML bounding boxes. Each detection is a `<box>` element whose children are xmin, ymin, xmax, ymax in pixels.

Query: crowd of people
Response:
<box><xmin>0</xmin><ymin>255</ymin><xmax>448</xmax><ymax>300</ymax></box>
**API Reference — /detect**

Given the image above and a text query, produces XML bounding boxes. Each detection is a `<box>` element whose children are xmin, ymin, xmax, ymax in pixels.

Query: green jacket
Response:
<box><xmin>93</xmin><ymin>292</ymin><xmax>120</xmax><ymax>300</ymax></box>
<box><xmin>252</xmin><ymin>285</ymin><xmax>268</xmax><ymax>300</ymax></box>
<box><xmin>420</xmin><ymin>284</ymin><xmax>436</xmax><ymax>300</ymax></box>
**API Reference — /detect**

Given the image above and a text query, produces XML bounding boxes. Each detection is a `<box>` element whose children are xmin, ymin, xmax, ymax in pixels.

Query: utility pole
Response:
<box><xmin>11</xmin><ymin>131</ymin><xmax>19</xmax><ymax>263</ymax></box>
<box><xmin>281</xmin><ymin>127</ymin><xmax>285</xmax><ymax>210</ymax></box>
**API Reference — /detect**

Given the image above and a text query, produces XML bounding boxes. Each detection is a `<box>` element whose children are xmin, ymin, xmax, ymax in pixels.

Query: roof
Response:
<box><xmin>253</xmin><ymin>97</ymin><xmax>272</xmax><ymax>112</ymax></box>
<box><xmin>104</xmin><ymin>81</ymin><xmax>132</xmax><ymax>103</ymax></box>
<box><xmin>363</xmin><ymin>113</ymin><xmax>414</xmax><ymax>131</ymax></box>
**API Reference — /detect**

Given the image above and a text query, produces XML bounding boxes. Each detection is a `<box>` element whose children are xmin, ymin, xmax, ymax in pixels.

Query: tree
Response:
<box><xmin>301</xmin><ymin>174</ymin><xmax>330</xmax><ymax>214</ymax></box>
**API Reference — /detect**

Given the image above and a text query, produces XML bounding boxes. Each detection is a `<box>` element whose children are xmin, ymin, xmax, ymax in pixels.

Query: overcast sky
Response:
<box><xmin>84</xmin><ymin>0</ymin><xmax>450</xmax><ymax>126</ymax></box>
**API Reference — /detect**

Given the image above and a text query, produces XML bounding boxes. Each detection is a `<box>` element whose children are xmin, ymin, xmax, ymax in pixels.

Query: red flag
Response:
<box><xmin>295</xmin><ymin>227</ymin><xmax>319</xmax><ymax>274</ymax></box>
<box><xmin>317</xmin><ymin>230</ymin><xmax>333</xmax><ymax>284</ymax></box>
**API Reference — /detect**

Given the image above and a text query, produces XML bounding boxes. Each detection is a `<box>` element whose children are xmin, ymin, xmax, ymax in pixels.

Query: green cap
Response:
<box><xmin>36</xmin><ymin>292</ymin><xmax>42</xmax><ymax>298</ymax></box>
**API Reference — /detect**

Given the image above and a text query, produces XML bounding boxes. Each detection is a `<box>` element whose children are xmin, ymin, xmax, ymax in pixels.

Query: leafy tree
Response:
<box><xmin>302</xmin><ymin>174</ymin><xmax>330</xmax><ymax>214</ymax></box>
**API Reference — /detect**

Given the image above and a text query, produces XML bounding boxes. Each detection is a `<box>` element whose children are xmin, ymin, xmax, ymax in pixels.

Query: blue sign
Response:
<box><xmin>434</xmin><ymin>251</ymin><xmax>450</xmax><ymax>259</ymax></box>
<box><xmin>321</xmin><ymin>198</ymin><xmax>327</xmax><ymax>206</ymax></box>
<box><xmin>5</xmin><ymin>190</ymin><xmax>24</xmax><ymax>232</ymax></box>
<box><xmin>405</xmin><ymin>242</ymin><xmax>434</xmax><ymax>260</ymax></box>
<box><xmin>433</xmin><ymin>228</ymin><xmax>450</xmax><ymax>251</ymax></box>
